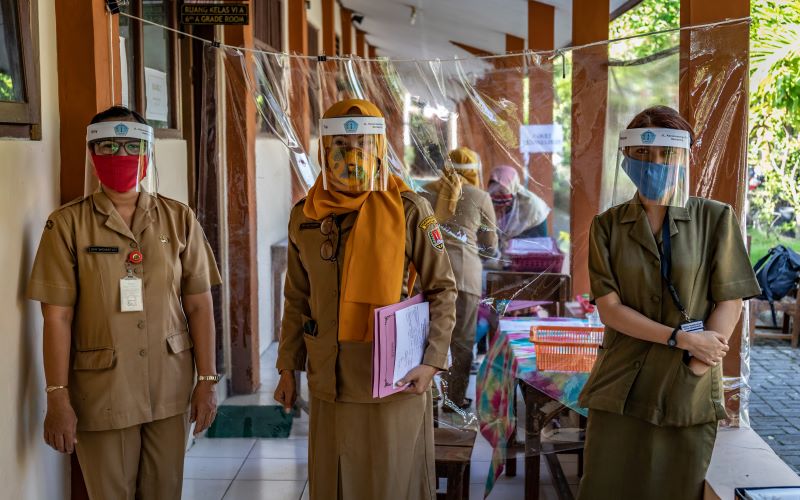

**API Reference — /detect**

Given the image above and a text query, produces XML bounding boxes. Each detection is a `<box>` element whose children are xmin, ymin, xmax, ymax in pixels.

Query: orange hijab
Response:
<box><xmin>304</xmin><ymin>174</ymin><xmax>412</xmax><ymax>341</ymax></box>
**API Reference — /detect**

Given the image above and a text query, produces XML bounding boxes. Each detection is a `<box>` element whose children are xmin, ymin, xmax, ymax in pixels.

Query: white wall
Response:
<box><xmin>154</xmin><ymin>139</ymin><xmax>189</xmax><ymax>204</ymax></box>
<box><xmin>335</xmin><ymin>1</ymin><xmax>342</xmax><ymax>39</ymax></box>
<box><xmin>0</xmin><ymin>1</ymin><xmax>69</xmax><ymax>498</ymax></box>
<box><xmin>255</xmin><ymin>137</ymin><xmax>292</xmax><ymax>353</ymax></box>
<box><xmin>308</xmin><ymin>0</ymin><xmax>323</xmax><ymax>35</ymax></box>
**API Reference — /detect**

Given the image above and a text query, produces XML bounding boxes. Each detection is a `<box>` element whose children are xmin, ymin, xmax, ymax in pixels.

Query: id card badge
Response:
<box><xmin>120</xmin><ymin>276</ymin><xmax>144</xmax><ymax>312</ymax></box>
<box><xmin>680</xmin><ymin>320</ymin><xmax>705</xmax><ymax>333</ymax></box>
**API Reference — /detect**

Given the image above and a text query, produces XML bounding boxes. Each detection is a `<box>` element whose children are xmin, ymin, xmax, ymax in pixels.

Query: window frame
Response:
<box><xmin>0</xmin><ymin>0</ymin><xmax>41</xmax><ymax>140</ymax></box>
<box><xmin>253</xmin><ymin>0</ymin><xmax>284</xmax><ymax>137</ymax></box>
<box><xmin>125</xmin><ymin>0</ymin><xmax>182</xmax><ymax>139</ymax></box>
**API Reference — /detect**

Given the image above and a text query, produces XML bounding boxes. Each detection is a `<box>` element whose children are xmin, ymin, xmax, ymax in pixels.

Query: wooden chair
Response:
<box><xmin>485</xmin><ymin>272</ymin><xmax>572</xmax><ymax>318</ymax></box>
<box><xmin>749</xmin><ymin>288</ymin><xmax>800</xmax><ymax>348</ymax></box>
<box><xmin>434</xmin><ymin>427</ymin><xmax>476</xmax><ymax>500</ymax></box>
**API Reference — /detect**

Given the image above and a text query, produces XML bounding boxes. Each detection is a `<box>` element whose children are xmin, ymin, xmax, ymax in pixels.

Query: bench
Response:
<box><xmin>434</xmin><ymin>427</ymin><xmax>477</xmax><ymax>500</ymax></box>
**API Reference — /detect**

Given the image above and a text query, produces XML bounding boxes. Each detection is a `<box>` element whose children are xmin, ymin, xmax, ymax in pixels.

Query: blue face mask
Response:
<box><xmin>621</xmin><ymin>157</ymin><xmax>678</xmax><ymax>201</ymax></box>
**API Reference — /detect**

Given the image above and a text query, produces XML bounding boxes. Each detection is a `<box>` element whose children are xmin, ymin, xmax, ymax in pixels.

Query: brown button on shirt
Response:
<box><xmin>277</xmin><ymin>191</ymin><xmax>457</xmax><ymax>404</ymax></box>
<box><xmin>27</xmin><ymin>192</ymin><xmax>222</xmax><ymax>431</ymax></box>
<box><xmin>579</xmin><ymin>197</ymin><xmax>761</xmax><ymax>427</ymax></box>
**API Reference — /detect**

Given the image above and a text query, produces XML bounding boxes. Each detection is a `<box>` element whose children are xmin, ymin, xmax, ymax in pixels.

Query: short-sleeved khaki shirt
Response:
<box><xmin>421</xmin><ymin>183</ymin><xmax>498</xmax><ymax>297</ymax></box>
<box><xmin>578</xmin><ymin>197</ymin><xmax>761</xmax><ymax>427</ymax></box>
<box><xmin>27</xmin><ymin>192</ymin><xmax>222</xmax><ymax>431</ymax></box>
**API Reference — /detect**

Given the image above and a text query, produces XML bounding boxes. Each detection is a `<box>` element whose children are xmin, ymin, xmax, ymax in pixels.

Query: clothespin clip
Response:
<box><xmin>104</xmin><ymin>0</ymin><xmax>128</xmax><ymax>14</ymax></box>
<box><xmin>318</xmin><ymin>54</ymin><xmax>328</xmax><ymax>62</ymax></box>
<box><xmin>211</xmin><ymin>40</ymin><xmax>221</xmax><ymax>49</ymax></box>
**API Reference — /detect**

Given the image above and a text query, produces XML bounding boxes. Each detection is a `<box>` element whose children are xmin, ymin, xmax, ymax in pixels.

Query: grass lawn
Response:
<box><xmin>748</xmin><ymin>227</ymin><xmax>800</xmax><ymax>266</ymax></box>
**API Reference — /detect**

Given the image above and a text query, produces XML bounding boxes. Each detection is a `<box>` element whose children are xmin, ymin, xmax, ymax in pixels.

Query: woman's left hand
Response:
<box><xmin>398</xmin><ymin>365</ymin><xmax>438</xmax><ymax>394</ymax></box>
<box><xmin>688</xmin><ymin>358</ymin><xmax>712</xmax><ymax>376</ymax></box>
<box><xmin>191</xmin><ymin>381</ymin><xmax>218</xmax><ymax>435</ymax></box>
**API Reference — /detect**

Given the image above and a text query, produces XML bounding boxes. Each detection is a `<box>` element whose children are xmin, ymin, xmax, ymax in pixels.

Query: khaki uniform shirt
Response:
<box><xmin>277</xmin><ymin>192</ymin><xmax>457</xmax><ymax>404</ymax></box>
<box><xmin>27</xmin><ymin>192</ymin><xmax>222</xmax><ymax>432</ymax></box>
<box><xmin>579</xmin><ymin>197</ymin><xmax>761</xmax><ymax>427</ymax></box>
<box><xmin>421</xmin><ymin>183</ymin><xmax>498</xmax><ymax>297</ymax></box>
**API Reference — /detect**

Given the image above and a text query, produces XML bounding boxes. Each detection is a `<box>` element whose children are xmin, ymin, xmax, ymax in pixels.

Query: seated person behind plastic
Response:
<box><xmin>488</xmin><ymin>165</ymin><xmax>551</xmax><ymax>248</ymax></box>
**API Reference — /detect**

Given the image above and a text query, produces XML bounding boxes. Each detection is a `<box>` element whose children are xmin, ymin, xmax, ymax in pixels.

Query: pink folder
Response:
<box><xmin>372</xmin><ymin>294</ymin><xmax>425</xmax><ymax>398</ymax></box>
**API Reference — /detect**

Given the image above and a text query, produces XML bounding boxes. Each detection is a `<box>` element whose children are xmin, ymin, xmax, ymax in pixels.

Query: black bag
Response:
<box><xmin>753</xmin><ymin>245</ymin><xmax>800</xmax><ymax>326</ymax></box>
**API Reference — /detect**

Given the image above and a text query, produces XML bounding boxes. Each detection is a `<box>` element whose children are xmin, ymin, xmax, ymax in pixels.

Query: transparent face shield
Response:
<box><xmin>611</xmin><ymin>128</ymin><xmax>691</xmax><ymax>207</ymax></box>
<box><xmin>319</xmin><ymin>116</ymin><xmax>388</xmax><ymax>192</ymax></box>
<box><xmin>84</xmin><ymin>121</ymin><xmax>156</xmax><ymax>197</ymax></box>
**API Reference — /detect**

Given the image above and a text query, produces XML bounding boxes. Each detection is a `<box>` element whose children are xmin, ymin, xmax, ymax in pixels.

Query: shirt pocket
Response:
<box><xmin>73</xmin><ymin>347</ymin><xmax>116</xmax><ymax>370</ymax></box>
<box><xmin>166</xmin><ymin>330</ymin><xmax>194</xmax><ymax>354</ymax></box>
<box><xmin>662</xmin><ymin>361</ymin><xmax>716</xmax><ymax>426</ymax></box>
<box><xmin>301</xmin><ymin>314</ymin><xmax>337</xmax><ymax>396</ymax></box>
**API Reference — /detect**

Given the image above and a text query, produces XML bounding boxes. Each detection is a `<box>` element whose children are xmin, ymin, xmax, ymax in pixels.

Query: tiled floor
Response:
<box><xmin>183</xmin><ymin>344</ymin><xmax>577</xmax><ymax>500</ymax></box>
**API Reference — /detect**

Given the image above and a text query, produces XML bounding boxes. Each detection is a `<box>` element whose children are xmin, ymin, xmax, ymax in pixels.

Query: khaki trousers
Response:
<box><xmin>308</xmin><ymin>392</ymin><xmax>436</xmax><ymax>500</ymax></box>
<box><xmin>76</xmin><ymin>413</ymin><xmax>189</xmax><ymax>500</ymax></box>
<box><xmin>442</xmin><ymin>291</ymin><xmax>480</xmax><ymax>405</ymax></box>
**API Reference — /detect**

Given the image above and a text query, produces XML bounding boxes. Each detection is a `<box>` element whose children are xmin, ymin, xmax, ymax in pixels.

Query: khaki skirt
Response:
<box><xmin>577</xmin><ymin>409</ymin><xmax>717</xmax><ymax>500</ymax></box>
<box><xmin>308</xmin><ymin>390</ymin><xmax>436</xmax><ymax>500</ymax></box>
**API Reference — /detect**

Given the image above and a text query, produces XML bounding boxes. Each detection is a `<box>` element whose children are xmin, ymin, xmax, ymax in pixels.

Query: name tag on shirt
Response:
<box><xmin>120</xmin><ymin>277</ymin><xmax>143</xmax><ymax>312</ymax></box>
<box><xmin>88</xmin><ymin>246</ymin><xmax>119</xmax><ymax>254</ymax></box>
<box><xmin>680</xmin><ymin>320</ymin><xmax>705</xmax><ymax>333</ymax></box>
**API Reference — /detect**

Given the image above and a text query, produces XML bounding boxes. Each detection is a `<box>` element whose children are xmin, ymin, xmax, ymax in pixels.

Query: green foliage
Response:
<box><xmin>609</xmin><ymin>0</ymin><xmax>680</xmax><ymax>60</ymax></box>
<box><xmin>748</xmin><ymin>227</ymin><xmax>800</xmax><ymax>266</ymax></box>
<box><xmin>0</xmin><ymin>72</ymin><xmax>14</xmax><ymax>101</ymax></box>
<box><xmin>749</xmin><ymin>0</ymin><xmax>800</xmax><ymax>233</ymax></box>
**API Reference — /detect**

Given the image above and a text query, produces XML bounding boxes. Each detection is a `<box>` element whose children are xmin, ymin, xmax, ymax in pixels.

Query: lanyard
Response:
<box><xmin>657</xmin><ymin>209</ymin><xmax>692</xmax><ymax>322</ymax></box>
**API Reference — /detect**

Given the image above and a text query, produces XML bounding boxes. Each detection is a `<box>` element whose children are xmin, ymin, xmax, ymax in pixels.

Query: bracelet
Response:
<box><xmin>197</xmin><ymin>374</ymin><xmax>221</xmax><ymax>383</ymax></box>
<box><xmin>46</xmin><ymin>385</ymin><xmax>68</xmax><ymax>393</ymax></box>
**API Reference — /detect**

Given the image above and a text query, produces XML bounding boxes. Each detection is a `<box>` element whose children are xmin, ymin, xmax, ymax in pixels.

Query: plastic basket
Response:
<box><xmin>505</xmin><ymin>237</ymin><xmax>565</xmax><ymax>272</ymax></box>
<box><xmin>530</xmin><ymin>325</ymin><xmax>605</xmax><ymax>372</ymax></box>
<box><xmin>509</xmin><ymin>253</ymin><xmax>565</xmax><ymax>272</ymax></box>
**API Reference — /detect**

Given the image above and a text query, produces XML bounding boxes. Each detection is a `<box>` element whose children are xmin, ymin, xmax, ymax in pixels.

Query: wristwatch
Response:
<box><xmin>198</xmin><ymin>374</ymin><xmax>222</xmax><ymax>383</ymax></box>
<box><xmin>667</xmin><ymin>326</ymin><xmax>681</xmax><ymax>348</ymax></box>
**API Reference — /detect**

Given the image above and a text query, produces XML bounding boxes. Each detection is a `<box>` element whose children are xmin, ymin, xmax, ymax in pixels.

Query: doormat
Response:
<box><xmin>206</xmin><ymin>405</ymin><xmax>293</xmax><ymax>438</ymax></box>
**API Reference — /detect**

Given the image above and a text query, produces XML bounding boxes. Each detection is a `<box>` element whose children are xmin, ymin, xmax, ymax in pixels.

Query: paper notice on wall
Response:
<box><xmin>520</xmin><ymin>124</ymin><xmax>564</xmax><ymax>154</ymax></box>
<box><xmin>144</xmin><ymin>67</ymin><xmax>169</xmax><ymax>122</ymax></box>
<box><xmin>392</xmin><ymin>301</ymin><xmax>430</xmax><ymax>386</ymax></box>
<box><xmin>119</xmin><ymin>37</ymin><xmax>129</xmax><ymax>108</ymax></box>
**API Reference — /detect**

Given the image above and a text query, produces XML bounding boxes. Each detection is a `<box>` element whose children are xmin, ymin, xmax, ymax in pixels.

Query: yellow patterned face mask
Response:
<box><xmin>324</xmin><ymin>135</ymin><xmax>382</xmax><ymax>192</ymax></box>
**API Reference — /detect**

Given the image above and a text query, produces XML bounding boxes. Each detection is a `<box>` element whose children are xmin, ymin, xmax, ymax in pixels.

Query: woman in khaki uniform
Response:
<box><xmin>577</xmin><ymin>106</ymin><xmax>761</xmax><ymax>499</ymax></box>
<box><xmin>422</xmin><ymin>147</ymin><xmax>497</xmax><ymax>410</ymax></box>
<box><xmin>273</xmin><ymin>99</ymin><xmax>457</xmax><ymax>500</ymax></box>
<box><xmin>27</xmin><ymin>106</ymin><xmax>222</xmax><ymax>500</ymax></box>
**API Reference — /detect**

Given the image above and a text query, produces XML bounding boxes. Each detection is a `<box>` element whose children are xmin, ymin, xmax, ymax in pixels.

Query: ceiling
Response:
<box><xmin>341</xmin><ymin>0</ymin><xmax>634</xmax><ymax>61</ymax></box>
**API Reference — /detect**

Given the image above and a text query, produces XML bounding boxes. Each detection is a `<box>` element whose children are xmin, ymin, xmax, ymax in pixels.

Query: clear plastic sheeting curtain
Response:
<box><xmin>201</xmin><ymin>18</ymin><xmax>752</xmax><ymax>493</ymax></box>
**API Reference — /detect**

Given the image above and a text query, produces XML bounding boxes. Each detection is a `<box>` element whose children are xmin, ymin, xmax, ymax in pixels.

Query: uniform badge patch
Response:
<box><xmin>419</xmin><ymin>215</ymin><xmax>444</xmax><ymax>252</ymax></box>
<box><xmin>45</xmin><ymin>220</ymin><xmax>54</xmax><ymax>230</ymax></box>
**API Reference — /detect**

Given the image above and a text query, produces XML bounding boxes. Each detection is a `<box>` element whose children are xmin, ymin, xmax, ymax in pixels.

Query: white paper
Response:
<box><xmin>520</xmin><ymin>124</ymin><xmax>564</xmax><ymax>154</ymax></box>
<box><xmin>392</xmin><ymin>302</ymin><xmax>430</xmax><ymax>386</ymax></box>
<box><xmin>144</xmin><ymin>67</ymin><xmax>169</xmax><ymax>122</ymax></box>
<box><xmin>119</xmin><ymin>36</ymin><xmax>129</xmax><ymax>108</ymax></box>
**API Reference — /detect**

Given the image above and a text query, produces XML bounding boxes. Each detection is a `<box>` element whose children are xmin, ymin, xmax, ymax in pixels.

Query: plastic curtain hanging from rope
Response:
<box><xmin>200</xmin><ymin>18</ymin><xmax>752</xmax><ymax>498</ymax></box>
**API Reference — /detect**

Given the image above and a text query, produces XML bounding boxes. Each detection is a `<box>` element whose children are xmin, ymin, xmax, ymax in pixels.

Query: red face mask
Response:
<box><xmin>91</xmin><ymin>153</ymin><xmax>149</xmax><ymax>193</ymax></box>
